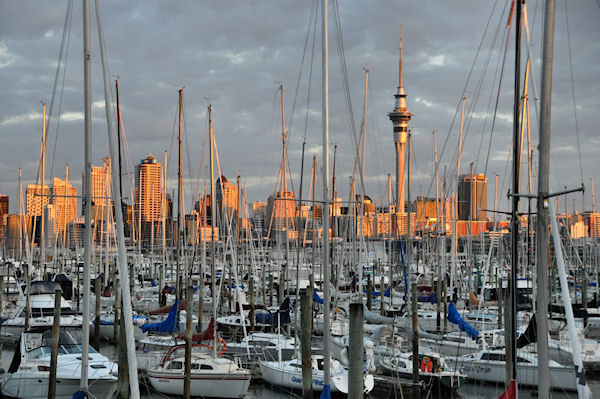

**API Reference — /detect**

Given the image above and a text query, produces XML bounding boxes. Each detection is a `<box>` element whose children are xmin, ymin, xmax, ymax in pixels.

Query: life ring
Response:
<box><xmin>522</xmin><ymin>313</ymin><xmax>530</xmax><ymax>325</ymax></box>
<box><xmin>210</xmin><ymin>337</ymin><xmax>227</xmax><ymax>356</ymax></box>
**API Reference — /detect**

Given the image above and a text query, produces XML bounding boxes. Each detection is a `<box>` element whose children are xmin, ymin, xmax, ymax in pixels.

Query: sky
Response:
<box><xmin>0</xmin><ymin>0</ymin><xmax>599</xmax><ymax>218</ymax></box>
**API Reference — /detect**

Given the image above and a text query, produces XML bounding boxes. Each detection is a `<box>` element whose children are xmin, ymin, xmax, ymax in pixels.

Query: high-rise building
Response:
<box><xmin>51</xmin><ymin>177</ymin><xmax>77</xmax><ymax>233</ymax></box>
<box><xmin>5</xmin><ymin>214</ymin><xmax>32</xmax><ymax>257</ymax></box>
<box><xmin>135</xmin><ymin>155</ymin><xmax>162</xmax><ymax>222</ymax></box>
<box><xmin>0</xmin><ymin>195</ymin><xmax>8</xmax><ymax>240</ymax></box>
<box><xmin>251</xmin><ymin>201</ymin><xmax>267</xmax><ymax>234</ymax></box>
<box><xmin>458</xmin><ymin>174</ymin><xmax>488</xmax><ymax>221</ymax></box>
<box><xmin>388</xmin><ymin>38</ymin><xmax>412</xmax><ymax>214</ymax></box>
<box><xmin>82</xmin><ymin>157</ymin><xmax>111</xmax><ymax>218</ymax></box>
<box><xmin>26</xmin><ymin>184</ymin><xmax>50</xmax><ymax>216</ymax></box>
<box><xmin>266</xmin><ymin>191</ymin><xmax>296</xmax><ymax>232</ymax></box>
<box><xmin>216</xmin><ymin>175</ymin><xmax>239</xmax><ymax>221</ymax></box>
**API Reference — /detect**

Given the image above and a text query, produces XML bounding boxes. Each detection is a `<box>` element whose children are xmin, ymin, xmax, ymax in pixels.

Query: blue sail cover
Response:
<box><xmin>313</xmin><ymin>290</ymin><xmax>324</xmax><ymax>304</ymax></box>
<box><xmin>447</xmin><ymin>302</ymin><xmax>479</xmax><ymax>341</ymax></box>
<box><xmin>418</xmin><ymin>292</ymin><xmax>437</xmax><ymax>303</ymax></box>
<box><xmin>320</xmin><ymin>384</ymin><xmax>331</xmax><ymax>399</ymax></box>
<box><xmin>255</xmin><ymin>297</ymin><xmax>291</xmax><ymax>325</ymax></box>
<box><xmin>142</xmin><ymin>299</ymin><xmax>178</xmax><ymax>333</ymax></box>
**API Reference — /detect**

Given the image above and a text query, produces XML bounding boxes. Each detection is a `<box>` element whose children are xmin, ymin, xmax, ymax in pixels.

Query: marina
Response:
<box><xmin>0</xmin><ymin>1</ymin><xmax>599</xmax><ymax>398</ymax></box>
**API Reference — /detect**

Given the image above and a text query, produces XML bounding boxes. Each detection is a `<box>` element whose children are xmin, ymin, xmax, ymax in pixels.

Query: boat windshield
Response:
<box><xmin>24</xmin><ymin>329</ymin><xmax>97</xmax><ymax>359</ymax></box>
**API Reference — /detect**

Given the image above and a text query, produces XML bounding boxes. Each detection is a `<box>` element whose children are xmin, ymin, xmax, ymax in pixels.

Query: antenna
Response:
<box><xmin>399</xmin><ymin>25</ymin><xmax>403</xmax><ymax>89</ymax></box>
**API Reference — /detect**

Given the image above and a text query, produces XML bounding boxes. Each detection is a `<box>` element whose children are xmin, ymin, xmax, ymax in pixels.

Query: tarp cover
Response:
<box><xmin>516</xmin><ymin>314</ymin><xmax>537</xmax><ymax>348</ymax></box>
<box><xmin>418</xmin><ymin>292</ymin><xmax>437</xmax><ymax>303</ymax></box>
<box><xmin>313</xmin><ymin>290</ymin><xmax>324</xmax><ymax>304</ymax></box>
<box><xmin>255</xmin><ymin>297</ymin><xmax>291</xmax><ymax>325</ymax></box>
<box><xmin>177</xmin><ymin>317</ymin><xmax>214</xmax><ymax>342</ymax></box>
<box><xmin>142</xmin><ymin>299</ymin><xmax>178</xmax><ymax>333</ymax></box>
<box><xmin>447</xmin><ymin>302</ymin><xmax>479</xmax><ymax>341</ymax></box>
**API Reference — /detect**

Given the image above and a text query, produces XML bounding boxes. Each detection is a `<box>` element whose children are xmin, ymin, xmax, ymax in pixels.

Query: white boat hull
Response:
<box><xmin>259</xmin><ymin>361</ymin><xmax>345</xmax><ymax>393</ymax></box>
<box><xmin>1</xmin><ymin>373</ymin><xmax>116</xmax><ymax>399</ymax></box>
<box><xmin>148</xmin><ymin>369</ymin><xmax>251</xmax><ymax>398</ymax></box>
<box><xmin>456</xmin><ymin>359</ymin><xmax>577</xmax><ymax>391</ymax></box>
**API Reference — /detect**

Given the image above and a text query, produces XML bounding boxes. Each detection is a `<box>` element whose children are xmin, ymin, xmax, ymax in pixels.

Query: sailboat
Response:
<box><xmin>147</xmin><ymin>344</ymin><xmax>251</xmax><ymax>398</ymax></box>
<box><xmin>260</xmin><ymin>355</ymin><xmax>374</xmax><ymax>394</ymax></box>
<box><xmin>1</xmin><ymin>281</ymin><xmax>82</xmax><ymax>339</ymax></box>
<box><xmin>0</xmin><ymin>327</ymin><xmax>117</xmax><ymax>399</ymax></box>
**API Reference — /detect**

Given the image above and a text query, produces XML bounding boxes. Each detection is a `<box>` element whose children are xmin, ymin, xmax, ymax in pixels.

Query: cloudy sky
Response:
<box><xmin>0</xmin><ymin>0</ymin><xmax>598</xmax><ymax>218</ymax></box>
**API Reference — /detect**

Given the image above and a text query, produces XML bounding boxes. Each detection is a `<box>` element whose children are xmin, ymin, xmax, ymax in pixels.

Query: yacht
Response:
<box><xmin>0</xmin><ymin>327</ymin><xmax>117</xmax><ymax>399</ymax></box>
<box><xmin>455</xmin><ymin>348</ymin><xmax>578</xmax><ymax>391</ymax></box>
<box><xmin>1</xmin><ymin>281</ymin><xmax>82</xmax><ymax>339</ymax></box>
<box><xmin>259</xmin><ymin>355</ymin><xmax>374</xmax><ymax>394</ymax></box>
<box><xmin>147</xmin><ymin>344</ymin><xmax>251</xmax><ymax>398</ymax></box>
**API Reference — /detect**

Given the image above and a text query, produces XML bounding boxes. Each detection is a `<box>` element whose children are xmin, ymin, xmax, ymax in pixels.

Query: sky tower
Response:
<box><xmin>388</xmin><ymin>37</ymin><xmax>412</xmax><ymax>214</ymax></box>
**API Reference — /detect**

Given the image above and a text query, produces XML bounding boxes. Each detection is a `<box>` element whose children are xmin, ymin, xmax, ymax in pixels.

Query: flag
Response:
<box><xmin>498</xmin><ymin>380</ymin><xmax>516</xmax><ymax>399</ymax></box>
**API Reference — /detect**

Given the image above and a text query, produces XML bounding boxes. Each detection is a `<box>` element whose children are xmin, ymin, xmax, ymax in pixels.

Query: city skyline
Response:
<box><xmin>0</xmin><ymin>1</ymin><xmax>598</xmax><ymax>217</ymax></box>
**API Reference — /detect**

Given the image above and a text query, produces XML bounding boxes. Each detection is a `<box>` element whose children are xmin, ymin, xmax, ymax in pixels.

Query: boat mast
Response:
<box><xmin>295</xmin><ymin>132</ymin><xmax>307</xmax><ymax>332</ymax></box>
<box><xmin>95</xmin><ymin>0</ymin><xmax>141</xmax><ymax>394</ymax></box>
<box><xmin>450</xmin><ymin>97</ymin><xmax>465</xmax><ymax>305</ymax></box>
<box><xmin>535</xmin><ymin>0</ymin><xmax>556</xmax><ymax>395</ymax></box>
<box><xmin>507</xmin><ymin>0</ymin><xmax>523</xmax><ymax>386</ymax></box>
<box><xmin>358</xmin><ymin>69</ymin><xmax>368</xmax><ymax>298</ymax></box>
<box><xmin>81</xmin><ymin>0</ymin><xmax>92</xmax><ymax>392</ymax></box>
<box><xmin>176</xmin><ymin>89</ymin><xmax>183</xmax><ymax>302</ymax></box>
<box><xmin>280</xmin><ymin>84</ymin><xmax>290</xmax><ymax>305</ymax></box>
<box><xmin>40</xmin><ymin>103</ymin><xmax>47</xmax><ymax>276</ymax></box>
<box><xmin>321</xmin><ymin>0</ymin><xmax>332</xmax><ymax>392</ymax></box>
<box><xmin>209</xmin><ymin>105</ymin><xmax>218</xmax><ymax>357</ymax></box>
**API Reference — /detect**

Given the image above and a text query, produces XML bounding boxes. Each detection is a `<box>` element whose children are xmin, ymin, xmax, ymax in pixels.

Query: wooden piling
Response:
<box><xmin>380</xmin><ymin>276</ymin><xmax>386</xmax><ymax>316</ymax></box>
<box><xmin>269</xmin><ymin>274</ymin><xmax>274</xmax><ymax>307</ymax></box>
<box><xmin>249</xmin><ymin>277</ymin><xmax>255</xmax><ymax>331</ymax></box>
<box><xmin>48</xmin><ymin>289</ymin><xmax>61</xmax><ymax>399</ymax></box>
<box><xmin>0</xmin><ymin>276</ymin><xmax>3</xmax><ymax>337</ymax></box>
<box><xmin>113</xmin><ymin>276</ymin><xmax>120</xmax><ymax>342</ymax></box>
<box><xmin>94</xmin><ymin>273</ymin><xmax>101</xmax><ymax>351</ymax></box>
<box><xmin>184</xmin><ymin>283</ymin><xmax>193</xmax><ymax>398</ymax></box>
<box><xmin>366</xmin><ymin>274</ymin><xmax>372</xmax><ymax>311</ymax></box>
<box><xmin>117</xmin><ymin>297</ymin><xmax>129</xmax><ymax>399</ymax></box>
<box><xmin>411</xmin><ymin>283</ymin><xmax>420</xmax><ymax>399</ymax></box>
<box><xmin>300</xmin><ymin>294</ymin><xmax>313</xmax><ymax>399</ymax></box>
<box><xmin>349</xmin><ymin>302</ymin><xmax>364</xmax><ymax>399</ymax></box>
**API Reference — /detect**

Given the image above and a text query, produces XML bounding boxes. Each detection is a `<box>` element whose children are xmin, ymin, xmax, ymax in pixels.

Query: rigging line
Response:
<box><xmin>167</xmin><ymin>92</ymin><xmax>180</xmax><ymax>195</ymax></box>
<box><xmin>192</xmin><ymin>109</ymin><xmax>209</xmax><ymax>213</ymax></box>
<box><xmin>303</xmin><ymin>1</ymin><xmax>319</xmax><ymax>144</ymax></box>
<box><xmin>467</xmin><ymin>2</ymin><xmax>511</xmax><ymax>172</ymax></box>
<box><xmin>437</xmin><ymin>0</ymin><xmax>504</xmax><ymax>168</ymax></box>
<box><xmin>181</xmin><ymin>93</ymin><xmax>196</xmax><ymax>213</ymax></box>
<box><xmin>49</xmin><ymin>0</ymin><xmax>73</xmax><ymax>178</ymax></box>
<box><xmin>474</xmin><ymin>21</ymin><xmax>507</xmax><ymax>171</ymax></box>
<box><xmin>332</xmin><ymin>0</ymin><xmax>359</xmax><ymax>158</ymax></box>
<box><xmin>286</xmin><ymin>0</ymin><xmax>318</xmax><ymax>139</ymax></box>
<box><xmin>433</xmin><ymin>0</ymin><xmax>504</xmax><ymax>195</ymax></box>
<box><xmin>483</xmin><ymin>16</ymin><xmax>514</xmax><ymax>178</ymax></box>
<box><xmin>564</xmin><ymin>0</ymin><xmax>585</xmax><ymax>208</ymax></box>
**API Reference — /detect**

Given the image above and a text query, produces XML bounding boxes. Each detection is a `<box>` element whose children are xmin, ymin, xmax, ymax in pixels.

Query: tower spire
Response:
<box><xmin>399</xmin><ymin>29</ymin><xmax>403</xmax><ymax>90</ymax></box>
<box><xmin>389</xmin><ymin>28</ymin><xmax>412</xmax><ymax>226</ymax></box>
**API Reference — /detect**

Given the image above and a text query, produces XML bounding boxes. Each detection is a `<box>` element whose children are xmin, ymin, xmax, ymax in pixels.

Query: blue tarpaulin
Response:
<box><xmin>320</xmin><ymin>384</ymin><xmax>331</xmax><ymax>399</ymax></box>
<box><xmin>418</xmin><ymin>292</ymin><xmax>437</xmax><ymax>303</ymax></box>
<box><xmin>313</xmin><ymin>290</ymin><xmax>324</xmax><ymax>304</ymax></box>
<box><xmin>142</xmin><ymin>299</ymin><xmax>178</xmax><ymax>333</ymax></box>
<box><xmin>255</xmin><ymin>297</ymin><xmax>291</xmax><ymax>325</ymax></box>
<box><xmin>384</xmin><ymin>286</ymin><xmax>391</xmax><ymax>298</ymax></box>
<box><xmin>72</xmin><ymin>391</ymin><xmax>85</xmax><ymax>399</ymax></box>
<box><xmin>447</xmin><ymin>302</ymin><xmax>479</xmax><ymax>341</ymax></box>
